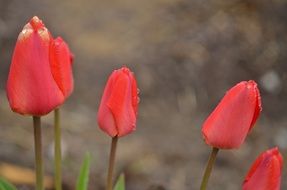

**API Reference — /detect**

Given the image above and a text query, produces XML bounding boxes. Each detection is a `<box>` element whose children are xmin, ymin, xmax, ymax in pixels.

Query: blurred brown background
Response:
<box><xmin>0</xmin><ymin>0</ymin><xmax>287</xmax><ymax>189</ymax></box>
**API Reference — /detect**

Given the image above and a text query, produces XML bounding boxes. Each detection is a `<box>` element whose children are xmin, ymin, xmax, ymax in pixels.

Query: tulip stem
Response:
<box><xmin>106</xmin><ymin>136</ymin><xmax>118</xmax><ymax>190</ymax></box>
<box><xmin>200</xmin><ymin>147</ymin><xmax>219</xmax><ymax>190</ymax></box>
<box><xmin>33</xmin><ymin>116</ymin><xmax>44</xmax><ymax>190</ymax></box>
<box><xmin>54</xmin><ymin>108</ymin><xmax>62</xmax><ymax>190</ymax></box>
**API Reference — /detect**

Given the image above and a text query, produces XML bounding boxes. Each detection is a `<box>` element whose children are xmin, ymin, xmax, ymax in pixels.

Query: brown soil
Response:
<box><xmin>0</xmin><ymin>0</ymin><xmax>287</xmax><ymax>189</ymax></box>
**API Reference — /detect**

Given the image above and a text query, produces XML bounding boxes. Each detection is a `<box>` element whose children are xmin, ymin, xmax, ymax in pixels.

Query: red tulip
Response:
<box><xmin>49</xmin><ymin>37</ymin><xmax>74</xmax><ymax>98</ymax></box>
<box><xmin>202</xmin><ymin>80</ymin><xmax>262</xmax><ymax>149</ymax></box>
<box><xmin>243</xmin><ymin>147</ymin><xmax>283</xmax><ymax>190</ymax></box>
<box><xmin>7</xmin><ymin>16</ymin><xmax>74</xmax><ymax>116</ymax></box>
<box><xmin>97</xmin><ymin>67</ymin><xmax>139</xmax><ymax>137</ymax></box>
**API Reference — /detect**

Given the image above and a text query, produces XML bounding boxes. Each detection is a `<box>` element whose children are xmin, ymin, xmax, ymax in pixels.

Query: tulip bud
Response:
<box><xmin>7</xmin><ymin>16</ymin><xmax>74</xmax><ymax>116</ymax></box>
<box><xmin>202</xmin><ymin>80</ymin><xmax>262</xmax><ymax>149</ymax></box>
<box><xmin>49</xmin><ymin>37</ymin><xmax>74</xmax><ymax>98</ymax></box>
<box><xmin>97</xmin><ymin>67</ymin><xmax>139</xmax><ymax>137</ymax></box>
<box><xmin>243</xmin><ymin>147</ymin><xmax>283</xmax><ymax>190</ymax></box>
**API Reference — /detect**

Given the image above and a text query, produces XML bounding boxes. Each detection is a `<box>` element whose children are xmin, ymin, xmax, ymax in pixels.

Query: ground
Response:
<box><xmin>0</xmin><ymin>0</ymin><xmax>287</xmax><ymax>189</ymax></box>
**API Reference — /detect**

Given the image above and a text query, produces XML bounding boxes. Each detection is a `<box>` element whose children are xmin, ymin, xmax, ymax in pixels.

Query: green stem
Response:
<box><xmin>33</xmin><ymin>116</ymin><xmax>44</xmax><ymax>190</ymax></box>
<box><xmin>106</xmin><ymin>136</ymin><xmax>118</xmax><ymax>190</ymax></box>
<box><xmin>200</xmin><ymin>147</ymin><xmax>219</xmax><ymax>190</ymax></box>
<box><xmin>54</xmin><ymin>108</ymin><xmax>62</xmax><ymax>190</ymax></box>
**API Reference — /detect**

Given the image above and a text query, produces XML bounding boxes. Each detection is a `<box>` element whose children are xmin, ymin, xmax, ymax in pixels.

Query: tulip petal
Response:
<box><xmin>49</xmin><ymin>37</ymin><xmax>74</xmax><ymax>98</ymax></box>
<box><xmin>97</xmin><ymin>71</ymin><xmax>118</xmax><ymax>137</ymax></box>
<box><xmin>249</xmin><ymin>81</ymin><xmax>262</xmax><ymax>131</ymax></box>
<box><xmin>108</xmin><ymin>68</ymin><xmax>136</xmax><ymax>137</ymax></box>
<box><xmin>130</xmin><ymin>72</ymin><xmax>139</xmax><ymax>115</ymax></box>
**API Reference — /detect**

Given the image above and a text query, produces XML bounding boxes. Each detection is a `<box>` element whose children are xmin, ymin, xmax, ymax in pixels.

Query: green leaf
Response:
<box><xmin>76</xmin><ymin>152</ymin><xmax>91</xmax><ymax>190</ymax></box>
<box><xmin>0</xmin><ymin>178</ymin><xmax>17</xmax><ymax>190</ymax></box>
<box><xmin>114</xmin><ymin>173</ymin><xmax>125</xmax><ymax>190</ymax></box>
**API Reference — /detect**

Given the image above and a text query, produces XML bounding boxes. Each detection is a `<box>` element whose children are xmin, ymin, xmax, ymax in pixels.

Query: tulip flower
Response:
<box><xmin>7</xmin><ymin>16</ymin><xmax>64</xmax><ymax>116</ymax></box>
<box><xmin>202</xmin><ymin>80</ymin><xmax>262</xmax><ymax>149</ymax></box>
<box><xmin>6</xmin><ymin>16</ymin><xmax>74</xmax><ymax>190</ymax></box>
<box><xmin>97</xmin><ymin>66</ymin><xmax>139</xmax><ymax>137</ymax></box>
<box><xmin>50</xmin><ymin>36</ymin><xmax>74</xmax><ymax>190</ymax></box>
<box><xmin>243</xmin><ymin>147</ymin><xmax>283</xmax><ymax>190</ymax></box>
<box><xmin>97</xmin><ymin>66</ymin><xmax>139</xmax><ymax>190</ymax></box>
<box><xmin>200</xmin><ymin>80</ymin><xmax>262</xmax><ymax>190</ymax></box>
<box><xmin>7</xmin><ymin>17</ymin><xmax>74</xmax><ymax>116</ymax></box>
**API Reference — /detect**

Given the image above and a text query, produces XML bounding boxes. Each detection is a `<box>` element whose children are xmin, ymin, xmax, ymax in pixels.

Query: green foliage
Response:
<box><xmin>76</xmin><ymin>152</ymin><xmax>91</xmax><ymax>190</ymax></box>
<box><xmin>0</xmin><ymin>178</ymin><xmax>17</xmax><ymax>190</ymax></box>
<box><xmin>114</xmin><ymin>174</ymin><xmax>125</xmax><ymax>190</ymax></box>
